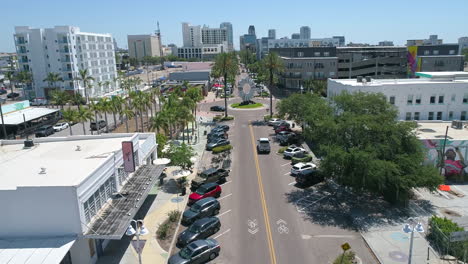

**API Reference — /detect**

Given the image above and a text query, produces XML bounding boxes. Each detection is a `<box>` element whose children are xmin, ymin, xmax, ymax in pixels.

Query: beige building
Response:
<box><xmin>127</xmin><ymin>34</ymin><xmax>162</xmax><ymax>60</ymax></box>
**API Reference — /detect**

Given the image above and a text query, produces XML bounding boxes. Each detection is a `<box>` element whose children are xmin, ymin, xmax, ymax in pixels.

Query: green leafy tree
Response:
<box><xmin>168</xmin><ymin>143</ymin><xmax>195</xmax><ymax>170</ymax></box>
<box><xmin>76</xmin><ymin>107</ymin><xmax>93</xmax><ymax>135</ymax></box>
<box><xmin>97</xmin><ymin>97</ymin><xmax>111</xmax><ymax>133</ymax></box>
<box><xmin>50</xmin><ymin>90</ymin><xmax>70</xmax><ymax>109</ymax></box>
<box><xmin>303</xmin><ymin>79</ymin><xmax>327</xmax><ymax>97</ymax></box>
<box><xmin>156</xmin><ymin>134</ymin><xmax>168</xmax><ymax>157</ymax></box>
<box><xmin>75</xmin><ymin>69</ymin><xmax>94</xmax><ymax>103</ymax></box>
<box><xmin>61</xmin><ymin>109</ymin><xmax>78</xmax><ymax>135</ymax></box>
<box><xmin>262</xmin><ymin>52</ymin><xmax>284</xmax><ymax>117</ymax></box>
<box><xmin>212</xmin><ymin>52</ymin><xmax>239</xmax><ymax>117</ymax></box>
<box><xmin>278</xmin><ymin>91</ymin><xmax>443</xmax><ymax>204</ymax></box>
<box><xmin>4</xmin><ymin>71</ymin><xmax>16</xmax><ymax>94</ymax></box>
<box><xmin>120</xmin><ymin>102</ymin><xmax>135</xmax><ymax>133</ymax></box>
<box><xmin>16</xmin><ymin>71</ymin><xmax>33</xmax><ymax>99</ymax></box>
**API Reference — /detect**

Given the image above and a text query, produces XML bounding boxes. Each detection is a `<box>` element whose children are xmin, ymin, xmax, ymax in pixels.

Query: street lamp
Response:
<box><xmin>126</xmin><ymin>219</ymin><xmax>149</xmax><ymax>264</ymax></box>
<box><xmin>403</xmin><ymin>221</ymin><xmax>425</xmax><ymax>264</ymax></box>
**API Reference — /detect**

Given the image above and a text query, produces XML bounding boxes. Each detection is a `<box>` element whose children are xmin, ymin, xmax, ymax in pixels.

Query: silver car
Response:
<box><xmin>283</xmin><ymin>146</ymin><xmax>306</xmax><ymax>158</ymax></box>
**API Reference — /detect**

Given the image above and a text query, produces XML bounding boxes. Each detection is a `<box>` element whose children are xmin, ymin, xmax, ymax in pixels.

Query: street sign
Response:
<box><xmin>131</xmin><ymin>239</ymin><xmax>146</xmax><ymax>254</ymax></box>
<box><xmin>341</xmin><ymin>243</ymin><xmax>351</xmax><ymax>251</ymax></box>
<box><xmin>450</xmin><ymin>231</ymin><xmax>468</xmax><ymax>242</ymax></box>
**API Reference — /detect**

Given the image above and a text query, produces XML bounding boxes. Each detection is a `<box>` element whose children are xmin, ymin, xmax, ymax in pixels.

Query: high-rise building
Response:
<box><xmin>201</xmin><ymin>26</ymin><xmax>227</xmax><ymax>45</ymax></box>
<box><xmin>300</xmin><ymin>26</ymin><xmax>311</xmax><ymax>39</ymax></box>
<box><xmin>220</xmin><ymin>22</ymin><xmax>234</xmax><ymax>51</ymax></box>
<box><xmin>127</xmin><ymin>34</ymin><xmax>162</xmax><ymax>60</ymax></box>
<box><xmin>291</xmin><ymin>33</ymin><xmax>300</xmax><ymax>40</ymax></box>
<box><xmin>332</xmin><ymin>36</ymin><xmax>346</xmax><ymax>46</ymax></box>
<box><xmin>248</xmin><ymin>25</ymin><xmax>256</xmax><ymax>36</ymax></box>
<box><xmin>458</xmin><ymin>37</ymin><xmax>468</xmax><ymax>54</ymax></box>
<box><xmin>14</xmin><ymin>26</ymin><xmax>118</xmax><ymax>98</ymax></box>
<box><xmin>182</xmin><ymin>22</ymin><xmax>202</xmax><ymax>47</ymax></box>
<box><xmin>268</xmin><ymin>29</ymin><xmax>276</xmax><ymax>40</ymax></box>
<box><xmin>407</xmin><ymin>34</ymin><xmax>443</xmax><ymax>46</ymax></box>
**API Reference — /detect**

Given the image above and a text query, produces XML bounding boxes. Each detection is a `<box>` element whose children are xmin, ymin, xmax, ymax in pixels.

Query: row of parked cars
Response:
<box><xmin>169</xmin><ymin>123</ymin><xmax>232</xmax><ymax>264</ymax></box>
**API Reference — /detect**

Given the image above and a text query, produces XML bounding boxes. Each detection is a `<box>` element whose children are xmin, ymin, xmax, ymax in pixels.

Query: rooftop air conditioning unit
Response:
<box><xmin>357</xmin><ymin>76</ymin><xmax>363</xmax><ymax>82</ymax></box>
<box><xmin>365</xmin><ymin>76</ymin><xmax>372</xmax><ymax>83</ymax></box>
<box><xmin>24</xmin><ymin>139</ymin><xmax>34</xmax><ymax>148</ymax></box>
<box><xmin>451</xmin><ymin>120</ymin><xmax>463</xmax><ymax>129</ymax></box>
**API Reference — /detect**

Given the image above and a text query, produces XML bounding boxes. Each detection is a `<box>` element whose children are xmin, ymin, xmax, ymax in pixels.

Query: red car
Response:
<box><xmin>275</xmin><ymin>126</ymin><xmax>292</xmax><ymax>134</ymax></box>
<box><xmin>188</xmin><ymin>183</ymin><xmax>222</xmax><ymax>205</ymax></box>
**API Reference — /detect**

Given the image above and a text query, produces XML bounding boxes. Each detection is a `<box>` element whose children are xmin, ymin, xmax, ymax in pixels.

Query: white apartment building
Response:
<box><xmin>328</xmin><ymin>72</ymin><xmax>468</xmax><ymax>121</ymax></box>
<box><xmin>459</xmin><ymin>37</ymin><xmax>468</xmax><ymax>55</ymax></box>
<box><xmin>127</xmin><ymin>34</ymin><xmax>162</xmax><ymax>60</ymax></box>
<box><xmin>182</xmin><ymin>23</ymin><xmax>202</xmax><ymax>47</ymax></box>
<box><xmin>14</xmin><ymin>26</ymin><xmax>118</xmax><ymax>98</ymax></box>
<box><xmin>220</xmin><ymin>22</ymin><xmax>234</xmax><ymax>51</ymax></box>
<box><xmin>201</xmin><ymin>26</ymin><xmax>227</xmax><ymax>46</ymax></box>
<box><xmin>0</xmin><ymin>133</ymin><xmax>161</xmax><ymax>264</ymax></box>
<box><xmin>267</xmin><ymin>37</ymin><xmax>341</xmax><ymax>49</ymax></box>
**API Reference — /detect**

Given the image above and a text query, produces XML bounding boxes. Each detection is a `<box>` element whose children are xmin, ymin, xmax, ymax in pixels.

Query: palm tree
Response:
<box><xmin>120</xmin><ymin>102</ymin><xmax>135</xmax><ymax>133</ymax></box>
<box><xmin>4</xmin><ymin>71</ymin><xmax>15</xmax><ymax>94</ymax></box>
<box><xmin>104</xmin><ymin>80</ymin><xmax>111</xmax><ymax>94</ymax></box>
<box><xmin>88</xmin><ymin>100</ymin><xmax>101</xmax><ymax>135</ymax></box>
<box><xmin>262</xmin><ymin>52</ymin><xmax>284</xmax><ymax>117</ymax></box>
<box><xmin>110</xmin><ymin>96</ymin><xmax>124</xmax><ymax>129</ymax></box>
<box><xmin>185</xmin><ymin>86</ymin><xmax>203</xmax><ymax>133</ymax></box>
<box><xmin>61</xmin><ymin>109</ymin><xmax>78</xmax><ymax>136</ymax></box>
<box><xmin>212</xmin><ymin>52</ymin><xmax>239</xmax><ymax>117</ymax></box>
<box><xmin>97</xmin><ymin>97</ymin><xmax>111</xmax><ymax>133</ymax></box>
<box><xmin>50</xmin><ymin>90</ymin><xmax>70</xmax><ymax>109</ymax></box>
<box><xmin>16</xmin><ymin>71</ymin><xmax>33</xmax><ymax>99</ymax></box>
<box><xmin>69</xmin><ymin>93</ymin><xmax>85</xmax><ymax>110</ymax></box>
<box><xmin>43</xmin><ymin>72</ymin><xmax>63</xmax><ymax>95</ymax></box>
<box><xmin>97</xmin><ymin>81</ymin><xmax>104</xmax><ymax>96</ymax></box>
<box><xmin>76</xmin><ymin>107</ymin><xmax>93</xmax><ymax>135</ymax></box>
<box><xmin>149</xmin><ymin>110</ymin><xmax>168</xmax><ymax>135</ymax></box>
<box><xmin>75</xmin><ymin>69</ymin><xmax>94</xmax><ymax>104</ymax></box>
<box><xmin>133</xmin><ymin>77</ymin><xmax>143</xmax><ymax>91</ymax></box>
<box><xmin>128</xmin><ymin>91</ymin><xmax>139</xmax><ymax>131</ymax></box>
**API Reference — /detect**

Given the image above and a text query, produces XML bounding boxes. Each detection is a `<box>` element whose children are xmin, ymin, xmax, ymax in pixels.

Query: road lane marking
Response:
<box><xmin>288</xmin><ymin>181</ymin><xmax>296</xmax><ymax>186</ymax></box>
<box><xmin>281</xmin><ymin>163</ymin><xmax>290</xmax><ymax>167</ymax></box>
<box><xmin>249</xmin><ymin>123</ymin><xmax>278</xmax><ymax>264</ymax></box>
<box><xmin>284</xmin><ymin>172</ymin><xmax>291</xmax><ymax>175</ymax></box>
<box><xmin>221</xmin><ymin>180</ymin><xmax>232</xmax><ymax>186</ymax></box>
<box><xmin>218</xmin><ymin>193</ymin><xmax>232</xmax><ymax>201</ymax></box>
<box><xmin>213</xmin><ymin>228</ymin><xmax>231</xmax><ymax>239</ymax></box>
<box><xmin>311</xmin><ymin>235</ymin><xmax>356</xmax><ymax>238</ymax></box>
<box><xmin>217</xmin><ymin>209</ymin><xmax>232</xmax><ymax>217</ymax></box>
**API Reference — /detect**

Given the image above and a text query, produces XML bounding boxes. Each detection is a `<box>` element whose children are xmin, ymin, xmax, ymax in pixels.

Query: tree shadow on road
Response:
<box><xmin>285</xmin><ymin>182</ymin><xmax>436</xmax><ymax>232</ymax></box>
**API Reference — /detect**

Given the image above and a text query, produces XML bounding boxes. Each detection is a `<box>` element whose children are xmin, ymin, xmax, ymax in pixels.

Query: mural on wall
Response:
<box><xmin>407</xmin><ymin>46</ymin><xmax>421</xmax><ymax>78</ymax></box>
<box><xmin>422</xmin><ymin>139</ymin><xmax>468</xmax><ymax>181</ymax></box>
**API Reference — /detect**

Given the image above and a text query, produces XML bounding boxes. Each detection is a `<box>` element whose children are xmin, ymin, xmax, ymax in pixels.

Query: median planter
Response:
<box><xmin>291</xmin><ymin>154</ymin><xmax>313</xmax><ymax>165</ymax></box>
<box><xmin>231</xmin><ymin>102</ymin><xmax>263</xmax><ymax>109</ymax></box>
<box><xmin>213</xmin><ymin>115</ymin><xmax>234</xmax><ymax>122</ymax></box>
<box><xmin>212</xmin><ymin>144</ymin><xmax>232</xmax><ymax>154</ymax></box>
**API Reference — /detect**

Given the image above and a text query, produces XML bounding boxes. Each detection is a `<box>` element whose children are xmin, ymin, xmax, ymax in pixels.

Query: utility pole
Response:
<box><xmin>0</xmin><ymin>101</ymin><xmax>7</xmax><ymax>139</ymax></box>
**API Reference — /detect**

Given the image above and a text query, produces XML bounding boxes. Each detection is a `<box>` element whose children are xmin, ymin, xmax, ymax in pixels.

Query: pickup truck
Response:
<box><xmin>257</xmin><ymin>138</ymin><xmax>271</xmax><ymax>154</ymax></box>
<box><xmin>191</xmin><ymin>168</ymin><xmax>230</xmax><ymax>190</ymax></box>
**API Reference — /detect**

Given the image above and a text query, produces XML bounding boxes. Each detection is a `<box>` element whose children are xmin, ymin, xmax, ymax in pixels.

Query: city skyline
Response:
<box><xmin>1</xmin><ymin>0</ymin><xmax>467</xmax><ymax>52</ymax></box>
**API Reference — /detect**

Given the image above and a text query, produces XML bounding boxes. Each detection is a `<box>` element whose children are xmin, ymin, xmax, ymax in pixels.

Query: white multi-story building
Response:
<box><xmin>328</xmin><ymin>72</ymin><xmax>468</xmax><ymax>121</ymax></box>
<box><xmin>459</xmin><ymin>37</ymin><xmax>468</xmax><ymax>55</ymax></box>
<box><xmin>14</xmin><ymin>26</ymin><xmax>117</xmax><ymax>99</ymax></box>
<box><xmin>127</xmin><ymin>34</ymin><xmax>162</xmax><ymax>60</ymax></box>
<box><xmin>300</xmin><ymin>26</ymin><xmax>311</xmax><ymax>40</ymax></box>
<box><xmin>182</xmin><ymin>23</ymin><xmax>202</xmax><ymax>47</ymax></box>
<box><xmin>201</xmin><ymin>26</ymin><xmax>227</xmax><ymax>46</ymax></box>
<box><xmin>0</xmin><ymin>133</ymin><xmax>160</xmax><ymax>264</ymax></box>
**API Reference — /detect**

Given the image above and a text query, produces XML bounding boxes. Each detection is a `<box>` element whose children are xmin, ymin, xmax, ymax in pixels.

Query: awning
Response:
<box><xmin>2</xmin><ymin>107</ymin><xmax>59</xmax><ymax>125</ymax></box>
<box><xmin>0</xmin><ymin>236</ymin><xmax>76</xmax><ymax>264</ymax></box>
<box><xmin>84</xmin><ymin>164</ymin><xmax>165</xmax><ymax>240</ymax></box>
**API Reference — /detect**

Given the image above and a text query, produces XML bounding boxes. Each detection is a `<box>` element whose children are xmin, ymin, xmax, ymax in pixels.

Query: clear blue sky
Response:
<box><xmin>1</xmin><ymin>0</ymin><xmax>467</xmax><ymax>52</ymax></box>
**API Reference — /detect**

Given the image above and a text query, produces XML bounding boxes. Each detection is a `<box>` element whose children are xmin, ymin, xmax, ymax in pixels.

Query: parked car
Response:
<box><xmin>268</xmin><ymin>118</ymin><xmax>284</xmax><ymax>126</ymax></box>
<box><xmin>210</xmin><ymin>106</ymin><xmax>225</xmax><ymax>112</ymax></box>
<box><xmin>213</xmin><ymin>124</ymin><xmax>229</xmax><ymax>132</ymax></box>
<box><xmin>277</xmin><ymin>132</ymin><xmax>302</xmax><ymax>146</ymax></box>
<box><xmin>53</xmin><ymin>122</ymin><xmax>69</xmax><ymax>132</ymax></box>
<box><xmin>30</xmin><ymin>98</ymin><xmax>48</xmax><ymax>106</ymax></box>
<box><xmin>0</xmin><ymin>89</ymin><xmax>7</xmax><ymax>95</ymax></box>
<box><xmin>275</xmin><ymin>125</ymin><xmax>292</xmax><ymax>134</ymax></box>
<box><xmin>257</xmin><ymin>138</ymin><xmax>271</xmax><ymax>154</ymax></box>
<box><xmin>206</xmin><ymin>138</ymin><xmax>230</xmax><ymax>150</ymax></box>
<box><xmin>296</xmin><ymin>170</ymin><xmax>324</xmax><ymax>187</ymax></box>
<box><xmin>176</xmin><ymin>217</ymin><xmax>221</xmax><ymax>248</ymax></box>
<box><xmin>169</xmin><ymin>239</ymin><xmax>221</xmax><ymax>264</ymax></box>
<box><xmin>90</xmin><ymin>120</ymin><xmax>106</xmax><ymax>130</ymax></box>
<box><xmin>191</xmin><ymin>168</ymin><xmax>229</xmax><ymax>190</ymax></box>
<box><xmin>273</xmin><ymin>121</ymin><xmax>290</xmax><ymax>130</ymax></box>
<box><xmin>188</xmin><ymin>183</ymin><xmax>222</xmax><ymax>206</ymax></box>
<box><xmin>207</xmin><ymin>130</ymin><xmax>227</xmax><ymax>140</ymax></box>
<box><xmin>283</xmin><ymin>146</ymin><xmax>306</xmax><ymax>159</ymax></box>
<box><xmin>35</xmin><ymin>125</ymin><xmax>55</xmax><ymax>137</ymax></box>
<box><xmin>276</xmin><ymin>131</ymin><xmax>293</xmax><ymax>141</ymax></box>
<box><xmin>182</xmin><ymin>198</ymin><xmax>220</xmax><ymax>226</ymax></box>
<box><xmin>291</xmin><ymin>162</ymin><xmax>317</xmax><ymax>176</ymax></box>
<box><xmin>7</xmin><ymin>92</ymin><xmax>20</xmax><ymax>99</ymax></box>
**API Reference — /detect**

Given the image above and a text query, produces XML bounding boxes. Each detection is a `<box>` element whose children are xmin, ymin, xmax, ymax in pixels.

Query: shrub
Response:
<box><xmin>212</xmin><ymin>144</ymin><xmax>232</xmax><ymax>154</ymax></box>
<box><xmin>214</xmin><ymin>115</ymin><xmax>234</xmax><ymax>122</ymax></box>
<box><xmin>427</xmin><ymin>216</ymin><xmax>467</xmax><ymax>259</ymax></box>
<box><xmin>278</xmin><ymin>146</ymin><xmax>288</xmax><ymax>153</ymax></box>
<box><xmin>291</xmin><ymin>154</ymin><xmax>313</xmax><ymax>165</ymax></box>
<box><xmin>156</xmin><ymin>222</ymin><xmax>170</xmax><ymax>239</ymax></box>
<box><xmin>231</xmin><ymin>102</ymin><xmax>263</xmax><ymax>109</ymax></box>
<box><xmin>332</xmin><ymin>251</ymin><xmax>356</xmax><ymax>264</ymax></box>
<box><xmin>168</xmin><ymin>210</ymin><xmax>181</xmax><ymax>222</ymax></box>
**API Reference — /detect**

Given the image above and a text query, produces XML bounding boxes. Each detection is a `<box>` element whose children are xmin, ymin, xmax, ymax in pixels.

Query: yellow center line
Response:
<box><xmin>249</xmin><ymin>122</ymin><xmax>277</xmax><ymax>264</ymax></box>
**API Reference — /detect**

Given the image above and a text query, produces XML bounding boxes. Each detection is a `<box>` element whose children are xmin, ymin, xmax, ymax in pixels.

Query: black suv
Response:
<box><xmin>177</xmin><ymin>217</ymin><xmax>221</xmax><ymax>248</ymax></box>
<box><xmin>213</xmin><ymin>124</ymin><xmax>229</xmax><ymax>132</ymax></box>
<box><xmin>191</xmin><ymin>168</ymin><xmax>229</xmax><ymax>190</ymax></box>
<box><xmin>35</xmin><ymin>125</ymin><xmax>55</xmax><ymax>137</ymax></box>
<box><xmin>182</xmin><ymin>198</ymin><xmax>220</xmax><ymax>226</ymax></box>
<box><xmin>90</xmin><ymin>120</ymin><xmax>106</xmax><ymax>130</ymax></box>
<box><xmin>210</xmin><ymin>106</ymin><xmax>225</xmax><ymax>112</ymax></box>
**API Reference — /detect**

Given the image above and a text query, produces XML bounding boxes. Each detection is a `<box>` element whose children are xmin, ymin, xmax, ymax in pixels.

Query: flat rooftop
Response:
<box><xmin>330</xmin><ymin>72</ymin><xmax>468</xmax><ymax>86</ymax></box>
<box><xmin>0</xmin><ymin>135</ymin><xmax>134</xmax><ymax>190</ymax></box>
<box><xmin>416</xmin><ymin>121</ymin><xmax>468</xmax><ymax>140</ymax></box>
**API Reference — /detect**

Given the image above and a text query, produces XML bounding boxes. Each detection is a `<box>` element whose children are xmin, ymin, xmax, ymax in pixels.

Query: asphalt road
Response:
<box><xmin>193</xmin><ymin>73</ymin><xmax>377</xmax><ymax>263</ymax></box>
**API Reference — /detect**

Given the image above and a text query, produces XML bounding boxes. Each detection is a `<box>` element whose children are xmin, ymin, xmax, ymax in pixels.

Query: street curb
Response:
<box><xmin>360</xmin><ymin>232</ymin><xmax>383</xmax><ymax>264</ymax></box>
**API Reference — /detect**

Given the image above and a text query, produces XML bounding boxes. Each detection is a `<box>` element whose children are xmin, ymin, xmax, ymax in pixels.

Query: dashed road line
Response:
<box><xmin>281</xmin><ymin>163</ymin><xmax>290</xmax><ymax>167</ymax></box>
<box><xmin>284</xmin><ymin>172</ymin><xmax>291</xmax><ymax>175</ymax></box>
<box><xmin>213</xmin><ymin>228</ymin><xmax>231</xmax><ymax>239</ymax></box>
<box><xmin>288</xmin><ymin>181</ymin><xmax>296</xmax><ymax>186</ymax></box>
